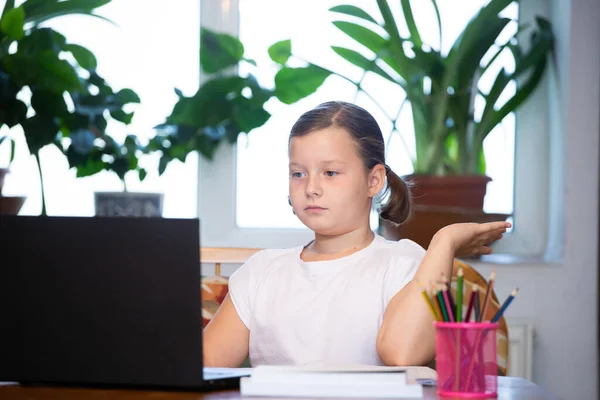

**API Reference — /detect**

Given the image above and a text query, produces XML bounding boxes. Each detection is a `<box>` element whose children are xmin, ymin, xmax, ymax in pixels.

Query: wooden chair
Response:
<box><xmin>200</xmin><ymin>247</ymin><xmax>261</xmax><ymax>327</ymax></box>
<box><xmin>199</xmin><ymin>248</ymin><xmax>509</xmax><ymax>375</ymax></box>
<box><xmin>200</xmin><ymin>247</ymin><xmax>262</xmax><ymax>277</ymax></box>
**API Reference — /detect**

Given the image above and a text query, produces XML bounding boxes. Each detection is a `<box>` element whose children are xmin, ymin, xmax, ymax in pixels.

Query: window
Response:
<box><xmin>0</xmin><ymin>0</ymin><xmax>200</xmax><ymax>218</ymax></box>
<box><xmin>199</xmin><ymin>0</ymin><xmax>554</xmax><ymax>256</ymax></box>
<box><xmin>236</xmin><ymin>0</ymin><xmax>517</xmax><ymax>230</ymax></box>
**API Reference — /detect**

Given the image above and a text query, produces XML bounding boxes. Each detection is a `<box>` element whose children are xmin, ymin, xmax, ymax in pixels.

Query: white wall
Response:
<box><xmin>472</xmin><ymin>0</ymin><xmax>599</xmax><ymax>399</ymax></box>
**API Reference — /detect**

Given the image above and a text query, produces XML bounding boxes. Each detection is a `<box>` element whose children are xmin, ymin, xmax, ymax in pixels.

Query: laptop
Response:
<box><xmin>0</xmin><ymin>215</ymin><xmax>250</xmax><ymax>390</ymax></box>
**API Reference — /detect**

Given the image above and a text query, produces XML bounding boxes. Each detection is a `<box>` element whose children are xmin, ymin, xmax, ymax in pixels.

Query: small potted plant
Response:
<box><xmin>60</xmin><ymin>72</ymin><xmax>161</xmax><ymax>218</ymax></box>
<box><xmin>0</xmin><ymin>0</ymin><xmax>144</xmax><ymax>215</ymax></box>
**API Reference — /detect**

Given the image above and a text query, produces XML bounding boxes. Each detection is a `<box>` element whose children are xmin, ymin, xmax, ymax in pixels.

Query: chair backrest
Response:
<box><xmin>200</xmin><ymin>247</ymin><xmax>261</xmax><ymax>327</ymax></box>
<box><xmin>450</xmin><ymin>259</ymin><xmax>510</xmax><ymax>376</ymax></box>
<box><xmin>200</xmin><ymin>247</ymin><xmax>262</xmax><ymax>276</ymax></box>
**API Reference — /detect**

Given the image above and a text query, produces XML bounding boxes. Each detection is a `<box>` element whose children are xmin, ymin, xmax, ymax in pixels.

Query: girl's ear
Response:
<box><xmin>367</xmin><ymin>164</ymin><xmax>386</xmax><ymax>197</ymax></box>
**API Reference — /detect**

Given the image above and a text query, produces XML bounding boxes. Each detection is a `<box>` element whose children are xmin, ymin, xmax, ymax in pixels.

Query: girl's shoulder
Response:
<box><xmin>372</xmin><ymin>234</ymin><xmax>427</xmax><ymax>260</ymax></box>
<box><xmin>238</xmin><ymin>246</ymin><xmax>302</xmax><ymax>273</ymax></box>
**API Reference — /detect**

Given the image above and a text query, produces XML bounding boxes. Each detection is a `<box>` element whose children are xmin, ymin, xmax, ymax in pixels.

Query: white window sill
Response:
<box><xmin>469</xmin><ymin>253</ymin><xmax>562</xmax><ymax>268</ymax></box>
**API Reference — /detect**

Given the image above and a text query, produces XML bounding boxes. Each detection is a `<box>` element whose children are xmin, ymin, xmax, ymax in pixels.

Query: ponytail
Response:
<box><xmin>379</xmin><ymin>165</ymin><xmax>412</xmax><ymax>226</ymax></box>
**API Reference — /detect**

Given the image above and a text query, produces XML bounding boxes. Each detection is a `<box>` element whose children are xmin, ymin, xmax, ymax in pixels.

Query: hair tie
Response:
<box><xmin>384</xmin><ymin>164</ymin><xmax>392</xmax><ymax>173</ymax></box>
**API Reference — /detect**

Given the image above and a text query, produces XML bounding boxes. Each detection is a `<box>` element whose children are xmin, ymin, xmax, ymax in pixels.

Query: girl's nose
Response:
<box><xmin>305</xmin><ymin>175</ymin><xmax>322</xmax><ymax>197</ymax></box>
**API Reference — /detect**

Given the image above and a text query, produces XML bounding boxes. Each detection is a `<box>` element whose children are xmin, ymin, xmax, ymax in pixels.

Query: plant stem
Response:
<box><xmin>34</xmin><ymin>152</ymin><xmax>47</xmax><ymax>216</ymax></box>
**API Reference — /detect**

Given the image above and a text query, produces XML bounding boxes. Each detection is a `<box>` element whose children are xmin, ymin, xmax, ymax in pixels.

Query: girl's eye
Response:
<box><xmin>291</xmin><ymin>172</ymin><xmax>304</xmax><ymax>178</ymax></box>
<box><xmin>325</xmin><ymin>171</ymin><xmax>338</xmax><ymax>177</ymax></box>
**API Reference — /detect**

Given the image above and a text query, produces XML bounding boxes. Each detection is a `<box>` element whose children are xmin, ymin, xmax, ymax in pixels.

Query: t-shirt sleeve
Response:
<box><xmin>227</xmin><ymin>251</ymin><xmax>263</xmax><ymax>329</ymax></box>
<box><xmin>383</xmin><ymin>239</ymin><xmax>426</xmax><ymax>305</ymax></box>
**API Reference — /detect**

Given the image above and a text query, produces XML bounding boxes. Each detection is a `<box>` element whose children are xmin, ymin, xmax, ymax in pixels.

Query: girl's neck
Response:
<box><xmin>302</xmin><ymin>226</ymin><xmax>375</xmax><ymax>261</ymax></box>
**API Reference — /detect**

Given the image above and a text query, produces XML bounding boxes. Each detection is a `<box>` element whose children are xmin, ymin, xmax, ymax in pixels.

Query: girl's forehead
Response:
<box><xmin>289</xmin><ymin>126</ymin><xmax>358</xmax><ymax>157</ymax></box>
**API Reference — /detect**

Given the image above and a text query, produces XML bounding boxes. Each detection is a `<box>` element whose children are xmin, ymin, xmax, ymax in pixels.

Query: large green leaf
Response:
<box><xmin>329</xmin><ymin>5</ymin><xmax>378</xmax><ymax>25</ymax></box>
<box><xmin>1</xmin><ymin>6</ymin><xmax>24</xmax><ymax>40</ymax></box>
<box><xmin>430</xmin><ymin>0</ymin><xmax>442</xmax><ymax>50</ymax></box>
<box><xmin>332</xmin><ymin>21</ymin><xmax>387</xmax><ymax>55</ymax></box>
<box><xmin>200</xmin><ymin>27</ymin><xmax>244</xmax><ymax>73</ymax></box>
<box><xmin>36</xmin><ymin>51</ymin><xmax>82</xmax><ymax>92</ymax></box>
<box><xmin>268</xmin><ymin>39</ymin><xmax>291</xmax><ymax>65</ymax></box>
<box><xmin>24</xmin><ymin>0</ymin><xmax>112</xmax><ymax>25</ymax></box>
<box><xmin>246</xmin><ymin>74</ymin><xmax>273</xmax><ymax>104</ymax></box>
<box><xmin>454</xmin><ymin>16</ymin><xmax>510</xmax><ymax>89</ymax></box>
<box><xmin>115</xmin><ymin>88</ymin><xmax>141</xmax><ymax>104</ymax></box>
<box><xmin>476</xmin><ymin>17</ymin><xmax>554</xmax><ymax>144</ymax></box>
<box><xmin>446</xmin><ymin>0</ymin><xmax>513</xmax><ymax>74</ymax></box>
<box><xmin>167</xmin><ymin>76</ymin><xmax>244</xmax><ymax>127</ymax></box>
<box><xmin>66</xmin><ymin>44</ymin><xmax>97</xmax><ymax>70</ymax></box>
<box><xmin>31</xmin><ymin>89</ymin><xmax>69</xmax><ymax>118</ymax></box>
<box><xmin>0</xmin><ymin>99</ymin><xmax>27</xmax><ymax>128</ymax></box>
<box><xmin>110</xmin><ymin>109</ymin><xmax>134</xmax><ymax>124</ymax></box>
<box><xmin>331</xmin><ymin>46</ymin><xmax>395</xmax><ymax>83</ymax></box>
<box><xmin>67</xmin><ymin>145</ymin><xmax>104</xmax><ymax>177</ymax></box>
<box><xmin>232</xmin><ymin>99</ymin><xmax>270</xmax><ymax>135</ymax></box>
<box><xmin>274</xmin><ymin>64</ymin><xmax>332</xmax><ymax>104</ymax></box>
<box><xmin>22</xmin><ymin>115</ymin><xmax>59</xmax><ymax>154</ymax></box>
<box><xmin>400</xmin><ymin>0</ymin><xmax>422</xmax><ymax>48</ymax></box>
<box><xmin>375</xmin><ymin>0</ymin><xmax>413</xmax><ymax>77</ymax></box>
<box><xmin>16</xmin><ymin>27</ymin><xmax>66</xmax><ymax>55</ymax></box>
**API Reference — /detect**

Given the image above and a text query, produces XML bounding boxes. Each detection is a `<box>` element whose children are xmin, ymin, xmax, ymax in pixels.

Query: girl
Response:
<box><xmin>203</xmin><ymin>101</ymin><xmax>509</xmax><ymax>367</ymax></box>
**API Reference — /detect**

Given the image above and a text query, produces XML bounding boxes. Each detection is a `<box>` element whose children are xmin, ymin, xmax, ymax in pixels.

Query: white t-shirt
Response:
<box><xmin>228</xmin><ymin>234</ymin><xmax>426</xmax><ymax>367</ymax></box>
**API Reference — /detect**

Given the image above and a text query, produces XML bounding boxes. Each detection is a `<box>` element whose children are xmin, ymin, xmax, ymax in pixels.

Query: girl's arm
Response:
<box><xmin>203</xmin><ymin>294</ymin><xmax>250</xmax><ymax>367</ymax></box>
<box><xmin>376</xmin><ymin>221</ymin><xmax>510</xmax><ymax>366</ymax></box>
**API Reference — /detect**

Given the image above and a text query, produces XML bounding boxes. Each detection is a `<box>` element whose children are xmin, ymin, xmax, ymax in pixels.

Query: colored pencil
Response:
<box><xmin>456</xmin><ymin>268</ymin><xmax>463</xmax><ymax>322</ymax></box>
<box><xmin>464</xmin><ymin>284</ymin><xmax>479</xmax><ymax>322</ymax></box>
<box><xmin>491</xmin><ymin>288</ymin><xmax>519</xmax><ymax>323</ymax></box>
<box><xmin>441</xmin><ymin>274</ymin><xmax>456</xmax><ymax>321</ymax></box>
<box><xmin>478</xmin><ymin>270</ymin><xmax>496</xmax><ymax>322</ymax></box>
<box><xmin>435</xmin><ymin>285</ymin><xmax>449</xmax><ymax>322</ymax></box>
<box><xmin>417</xmin><ymin>280</ymin><xmax>440</xmax><ymax>321</ymax></box>
<box><xmin>441</xmin><ymin>284</ymin><xmax>455</xmax><ymax>323</ymax></box>
<box><xmin>474</xmin><ymin>288</ymin><xmax>481</xmax><ymax>322</ymax></box>
<box><xmin>430</xmin><ymin>283</ymin><xmax>445</xmax><ymax>322</ymax></box>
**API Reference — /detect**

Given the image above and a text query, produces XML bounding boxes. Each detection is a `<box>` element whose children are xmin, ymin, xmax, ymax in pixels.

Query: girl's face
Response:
<box><xmin>288</xmin><ymin>126</ymin><xmax>384</xmax><ymax>236</ymax></box>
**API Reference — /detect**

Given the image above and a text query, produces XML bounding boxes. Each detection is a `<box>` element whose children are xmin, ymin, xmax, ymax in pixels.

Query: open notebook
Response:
<box><xmin>239</xmin><ymin>364</ymin><xmax>436</xmax><ymax>398</ymax></box>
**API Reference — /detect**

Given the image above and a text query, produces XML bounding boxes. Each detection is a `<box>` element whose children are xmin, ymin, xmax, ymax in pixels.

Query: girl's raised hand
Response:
<box><xmin>432</xmin><ymin>221</ymin><xmax>511</xmax><ymax>257</ymax></box>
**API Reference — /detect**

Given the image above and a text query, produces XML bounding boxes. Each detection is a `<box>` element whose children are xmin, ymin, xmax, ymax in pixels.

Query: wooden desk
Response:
<box><xmin>0</xmin><ymin>377</ymin><xmax>562</xmax><ymax>400</ymax></box>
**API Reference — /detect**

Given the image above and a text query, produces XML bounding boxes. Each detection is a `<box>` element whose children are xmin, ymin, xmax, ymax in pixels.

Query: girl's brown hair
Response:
<box><xmin>289</xmin><ymin>101</ymin><xmax>411</xmax><ymax>226</ymax></box>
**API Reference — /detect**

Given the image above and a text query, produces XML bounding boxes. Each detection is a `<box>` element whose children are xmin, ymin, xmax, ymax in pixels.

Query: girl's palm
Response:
<box><xmin>436</xmin><ymin>221</ymin><xmax>511</xmax><ymax>257</ymax></box>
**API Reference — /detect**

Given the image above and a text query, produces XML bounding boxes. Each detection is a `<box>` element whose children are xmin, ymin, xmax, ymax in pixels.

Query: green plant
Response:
<box><xmin>270</xmin><ymin>0</ymin><xmax>555</xmax><ymax>176</ymax></box>
<box><xmin>62</xmin><ymin>71</ymin><xmax>144</xmax><ymax>191</ymax></box>
<box><xmin>0</xmin><ymin>0</ymin><xmax>142</xmax><ymax>213</ymax></box>
<box><xmin>150</xmin><ymin>27</ymin><xmax>272</xmax><ymax>174</ymax></box>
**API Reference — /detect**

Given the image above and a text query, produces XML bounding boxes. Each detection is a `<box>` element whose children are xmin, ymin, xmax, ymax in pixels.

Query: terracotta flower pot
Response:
<box><xmin>0</xmin><ymin>196</ymin><xmax>26</xmax><ymax>215</ymax></box>
<box><xmin>379</xmin><ymin>174</ymin><xmax>508</xmax><ymax>249</ymax></box>
<box><xmin>404</xmin><ymin>174</ymin><xmax>492</xmax><ymax>209</ymax></box>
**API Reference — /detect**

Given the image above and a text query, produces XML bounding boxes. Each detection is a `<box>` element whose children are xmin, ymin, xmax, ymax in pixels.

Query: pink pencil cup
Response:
<box><xmin>434</xmin><ymin>322</ymin><xmax>499</xmax><ymax>398</ymax></box>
